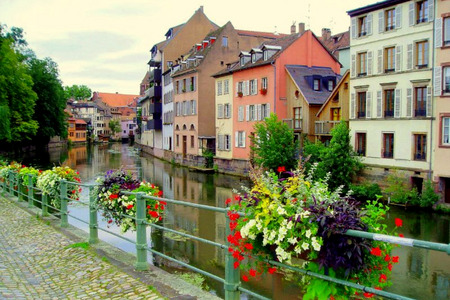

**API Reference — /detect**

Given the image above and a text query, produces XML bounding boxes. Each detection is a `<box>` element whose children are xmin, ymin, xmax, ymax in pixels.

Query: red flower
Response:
<box><xmin>228</xmin><ymin>247</ymin><xmax>233</xmax><ymax>253</ymax></box>
<box><xmin>109</xmin><ymin>194</ymin><xmax>118</xmax><ymax>200</ymax></box>
<box><xmin>232</xmin><ymin>251</ymin><xmax>240</xmax><ymax>259</ymax></box>
<box><xmin>225</xmin><ymin>198</ymin><xmax>231</xmax><ymax>205</ymax></box>
<box><xmin>379</xmin><ymin>274</ymin><xmax>387</xmax><ymax>283</ymax></box>
<box><xmin>249</xmin><ymin>269</ymin><xmax>256</xmax><ymax>277</ymax></box>
<box><xmin>227</xmin><ymin>211</ymin><xmax>239</xmax><ymax>221</ymax></box>
<box><xmin>126</xmin><ymin>204</ymin><xmax>133</xmax><ymax>210</ymax></box>
<box><xmin>384</xmin><ymin>254</ymin><xmax>391</xmax><ymax>262</ymax></box>
<box><xmin>395</xmin><ymin>218</ymin><xmax>403</xmax><ymax>227</ymax></box>
<box><xmin>107</xmin><ymin>219</ymin><xmax>113</xmax><ymax>224</ymax></box>
<box><xmin>242</xmin><ymin>275</ymin><xmax>248</xmax><ymax>282</ymax></box>
<box><xmin>155</xmin><ymin>203</ymin><xmax>159</xmax><ymax>210</ymax></box>
<box><xmin>399</xmin><ymin>233</ymin><xmax>404</xmax><ymax>238</ymax></box>
<box><xmin>363</xmin><ymin>292</ymin><xmax>374</xmax><ymax>298</ymax></box>
<box><xmin>388</xmin><ymin>263</ymin><xmax>393</xmax><ymax>271</ymax></box>
<box><xmin>72</xmin><ymin>190</ymin><xmax>76</xmax><ymax>194</ymax></box>
<box><xmin>277</xmin><ymin>166</ymin><xmax>286</xmax><ymax>173</ymax></box>
<box><xmin>370</xmin><ymin>247</ymin><xmax>382</xmax><ymax>256</ymax></box>
<box><xmin>244</xmin><ymin>243</ymin><xmax>253</xmax><ymax>250</ymax></box>
<box><xmin>392</xmin><ymin>256</ymin><xmax>399</xmax><ymax>263</ymax></box>
<box><xmin>229</xmin><ymin>222</ymin><xmax>237</xmax><ymax>231</ymax></box>
<box><xmin>157</xmin><ymin>190</ymin><xmax>163</xmax><ymax>196</ymax></box>
<box><xmin>234</xmin><ymin>195</ymin><xmax>241</xmax><ymax>202</ymax></box>
<box><xmin>234</xmin><ymin>261</ymin><xmax>240</xmax><ymax>269</ymax></box>
<box><xmin>149</xmin><ymin>211</ymin><xmax>159</xmax><ymax>218</ymax></box>
<box><xmin>160</xmin><ymin>201</ymin><xmax>167</xmax><ymax>205</ymax></box>
<box><xmin>268</xmin><ymin>267</ymin><xmax>277</xmax><ymax>274</ymax></box>
<box><xmin>151</xmin><ymin>184</ymin><xmax>155</xmax><ymax>188</ymax></box>
<box><xmin>238</xmin><ymin>255</ymin><xmax>244</xmax><ymax>261</ymax></box>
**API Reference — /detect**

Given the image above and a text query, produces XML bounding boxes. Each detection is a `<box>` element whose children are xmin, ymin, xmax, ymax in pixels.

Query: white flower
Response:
<box><xmin>277</xmin><ymin>206</ymin><xmax>286</xmax><ymax>215</ymax></box>
<box><xmin>301</xmin><ymin>242</ymin><xmax>309</xmax><ymax>251</ymax></box>
<box><xmin>311</xmin><ymin>237</ymin><xmax>321</xmax><ymax>251</ymax></box>
<box><xmin>305</xmin><ymin>229</ymin><xmax>312</xmax><ymax>238</ymax></box>
<box><xmin>287</xmin><ymin>237</ymin><xmax>297</xmax><ymax>245</ymax></box>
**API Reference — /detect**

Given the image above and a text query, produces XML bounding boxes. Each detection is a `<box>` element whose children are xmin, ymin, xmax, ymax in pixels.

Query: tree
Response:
<box><xmin>64</xmin><ymin>84</ymin><xmax>92</xmax><ymax>100</ymax></box>
<box><xmin>27</xmin><ymin>56</ymin><xmax>67</xmax><ymax>144</ymax></box>
<box><xmin>250</xmin><ymin>113</ymin><xmax>299</xmax><ymax>171</ymax></box>
<box><xmin>109</xmin><ymin>119</ymin><xmax>121</xmax><ymax>137</ymax></box>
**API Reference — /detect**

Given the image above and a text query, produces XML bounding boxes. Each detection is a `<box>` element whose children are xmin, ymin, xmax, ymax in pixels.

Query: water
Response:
<box><xmin>11</xmin><ymin>144</ymin><xmax>450</xmax><ymax>299</ymax></box>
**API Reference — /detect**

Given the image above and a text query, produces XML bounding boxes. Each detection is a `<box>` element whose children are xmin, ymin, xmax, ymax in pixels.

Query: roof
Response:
<box><xmin>236</xmin><ymin>30</ymin><xmax>288</xmax><ymax>40</ymax></box>
<box><xmin>320</xmin><ymin>31</ymin><xmax>350</xmax><ymax>55</ymax></box>
<box><xmin>317</xmin><ymin>70</ymin><xmax>349</xmax><ymax>117</ymax></box>
<box><xmin>75</xmin><ymin>119</ymin><xmax>87</xmax><ymax>124</ymax></box>
<box><xmin>286</xmin><ymin>65</ymin><xmax>341</xmax><ymax>105</ymax></box>
<box><xmin>347</xmin><ymin>0</ymin><xmax>408</xmax><ymax>17</ymax></box>
<box><xmin>95</xmin><ymin>92</ymin><xmax>140</xmax><ymax>107</ymax></box>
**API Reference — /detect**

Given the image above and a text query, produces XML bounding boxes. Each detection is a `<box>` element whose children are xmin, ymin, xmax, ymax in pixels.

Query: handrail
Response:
<box><xmin>0</xmin><ymin>170</ymin><xmax>448</xmax><ymax>300</ymax></box>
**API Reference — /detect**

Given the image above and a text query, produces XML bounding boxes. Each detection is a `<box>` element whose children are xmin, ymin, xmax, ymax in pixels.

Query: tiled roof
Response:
<box><xmin>96</xmin><ymin>92</ymin><xmax>140</xmax><ymax>107</ymax></box>
<box><xmin>320</xmin><ymin>31</ymin><xmax>350</xmax><ymax>55</ymax></box>
<box><xmin>236</xmin><ymin>30</ymin><xmax>288</xmax><ymax>40</ymax></box>
<box><xmin>347</xmin><ymin>0</ymin><xmax>408</xmax><ymax>17</ymax></box>
<box><xmin>75</xmin><ymin>119</ymin><xmax>87</xmax><ymax>124</ymax></box>
<box><xmin>286</xmin><ymin>65</ymin><xmax>341</xmax><ymax>105</ymax></box>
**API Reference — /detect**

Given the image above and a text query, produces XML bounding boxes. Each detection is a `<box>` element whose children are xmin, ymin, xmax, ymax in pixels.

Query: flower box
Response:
<box><xmin>260</xmin><ymin>88</ymin><xmax>267</xmax><ymax>95</ymax></box>
<box><xmin>237</xmin><ymin>92</ymin><xmax>243</xmax><ymax>98</ymax></box>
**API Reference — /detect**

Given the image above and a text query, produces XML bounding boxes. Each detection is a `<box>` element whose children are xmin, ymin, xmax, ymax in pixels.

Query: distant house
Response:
<box><xmin>320</xmin><ymin>28</ymin><xmax>350</xmax><ymax>75</ymax></box>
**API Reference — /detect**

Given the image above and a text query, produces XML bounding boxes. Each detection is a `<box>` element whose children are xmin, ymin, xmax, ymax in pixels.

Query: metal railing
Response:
<box><xmin>1</xmin><ymin>170</ymin><xmax>449</xmax><ymax>300</ymax></box>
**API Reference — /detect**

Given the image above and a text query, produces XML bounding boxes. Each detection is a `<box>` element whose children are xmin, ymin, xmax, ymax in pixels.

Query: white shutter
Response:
<box><xmin>218</xmin><ymin>135</ymin><xmax>223</xmax><ymax>150</ymax></box>
<box><xmin>238</xmin><ymin>106</ymin><xmax>243</xmax><ymax>121</ymax></box>
<box><xmin>186</xmin><ymin>101</ymin><xmax>191</xmax><ymax>115</ymax></box>
<box><xmin>368</xmin><ymin>51</ymin><xmax>373</xmax><ymax>76</ymax></box>
<box><xmin>406</xmin><ymin>88</ymin><xmax>413</xmax><ymax>117</ymax></box>
<box><xmin>434</xmin><ymin>66</ymin><xmax>442</xmax><ymax>96</ymax></box>
<box><xmin>378</xmin><ymin>11</ymin><xmax>384</xmax><ymax>33</ymax></box>
<box><xmin>235</xmin><ymin>82</ymin><xmax>239</xmax><ymax>96</ymax></box>
<box><xmin>426</xmin><ymin>86</ymin><xmax>432</xmax><ymax>117</ymax></box>
<box><xmin>377</xmin><ymin>90</ymin><xmax>382</xmax><ymax>118</ymax></box>
<box><xmin>242</xmin><ymin>132</ymin><xmax>246</xmax><ymax>148</ymax></box>
<box><xmin>350</xmin><ymin>93</ymin><xmax>356</xmax><ymax>119</ymax></box>
<box><xmin>255</xmin><ymin>79</ymin><xmax>258</xmax><ymax>95</ymax></box>
<box><xmin>409</xmin><ymin>3</ymin><xmax>414</xmax><ymax>26</ymax></box>
<box><xmin>245</xmin><ymin>81</ymin><xmax>250</xmax><ymax>96</ymax></box>
<box><xmin>367</xmin><ymin>13</ymin><xmax>373</xmax><ymax>35</ymax></box>
<box><xmin>257</xmin><ymin>104</ymin><xmax>261</xmax><ymax>120</ymax></box>
<box><xmin>218</xmin><ymin>104</ymin><xmax>223</xmax><ymax>118</ymax></box>
<box><xmin>395</xmin><ymin>6</ymin><xmax>402</xmax><ymax>29</ymax></box>
<box><xmin>428</xmin><ymin>0</ymin><xmax>434</xmax><ymax>21</ymax></box>
<box><xmin>394</xmin><ymin>89</ymin><xmax>401</xmax><ymax>118</ymax></box>
<box><xmin>351</xmin><ymin>54</ymin><xmax>356</xmax><ymax>78</ymax></box>
<box><xmin>351</xmin><ymin>18</ymin><xmax>357</xmax><ymax>39</ymax></box>
<box><xmin>246</xmin><ymin>105</ymin><xmax>249</xmax><ymax>121</ymax></box>
<box><xmin>266</xmin><ymin>103</ymin><xmax>270</xmax><ymax>118</ymax></box>
<box><xmin>395</xmin><ymin>45</ymin><xmax>402</xmax><ymax>72</ymax></box>
<box><xmin>378</xmin><ymin>49</ymin><xmax>383</xmax><ymax>74</ymax></box>
<box><xmin>235</xmin><ymin>132</ymin><xmax>238</xmax><ymax>147</ymax></box>
<box><xmin>407</xmin><ymin>43</ymin><xmax>413</xmax><ymax>70</ymax></box>
<box><xmin>366</xmin><ymin>91</ymin><xmax>372</xmax><ymax>119</ymax></box>
<box><xmin>435</xmin><ymin>18</ymin><xmax>443</xmax><ymax>48</ymax></box>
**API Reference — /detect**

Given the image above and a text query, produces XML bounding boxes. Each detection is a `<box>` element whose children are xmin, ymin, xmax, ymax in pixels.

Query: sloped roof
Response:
<box><xmin>236</xmin><ymin>30</ymin><xmax>288</xmax><ymax>40</ymax></box>
<box><xmin>96</xmin><ymin>92</ymin><xmax>140</xmax><ymax>107</ymax></box>
<box><xmin>320</xmin><ymin>31</ymin><xmax>350</xmax><ymax>55</ymax></box>
<box><xmin>317</xmin><ymin>70</ymin><xmax>349</xmax><ymax>117</ymax></box>
<box><xmin>75</xmin><ymin>119</ymin><xmax>87</xmax><ymax>124</ymax></box>
<box><xmin>286</xmin><ymin>65</ymin><xmax>341</xmax><ymax>105</ymax></box>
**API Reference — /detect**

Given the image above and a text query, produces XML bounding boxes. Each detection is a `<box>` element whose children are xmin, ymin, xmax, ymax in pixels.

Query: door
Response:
<box><xmin>182</xmin><ymin>136</ymin><xmax>187</xmax><ymax>158</ymax></box>
<box><xmin>445</xmin><ymin>178</ymin><xmax>450</xmax><ymax>204</ymax></box>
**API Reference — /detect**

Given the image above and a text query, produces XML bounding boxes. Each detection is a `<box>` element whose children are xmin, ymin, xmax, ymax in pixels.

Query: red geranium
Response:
<box><xmin>277</xmin><ymin>166</ymin><xmax>286</xmax><ymax>173</ymax></box>
<box><xmin>394</xmin><ymin>218</ymin><xmax>403</xmax><ymax>227</ymax></box>
<box><xmin>370</xmin><ymin>247</ymin><xmax>382</xmax><ymax>256</ymax></box>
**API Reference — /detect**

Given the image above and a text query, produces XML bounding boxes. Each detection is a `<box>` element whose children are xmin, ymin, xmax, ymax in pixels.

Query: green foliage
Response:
<box><xmin>350</xmin><ymin>182</ymin><xmax>382</xmax><ymax>201</ymax></box>
<box><xmin>384</xmin><ymin>172</ymin><xmax>419</xmax><ymax>205</ymax></box>
<box><xmin>419</xmin><ymin>180</ymin><xmax>439</xmax><ymax>208</ymax></box>
<box><xmin>175</xmin><ymin>272</ymin><xmax>210</xmax><ymax>291</ymax></box>
<box><xmin>65</xmin><ymin>242</ymin><xmax>90</xmax><ymax>250</ymax></box>
<box><xmin>435</xmin><ymin>204</ymin><xmax>450</xmax><ymax>213</ymax></box>
<box><xmin>250</xmin><ymin>113</ymin><xmax>299</xmax><ymax>171</ymax></box>
<box><xmin>108</xmin><ymin>119</ymin><xmax>121</xmax><ymax>136</ymax></box>
<box><xmin>64</xmin><ymin>84</ymin><xmax>92</xmax><ymax>100</ymax></box>
<box><xmin>202</xmin><ymin>149</ymin><xmax>214</xmax><ymax>168</ymax></box>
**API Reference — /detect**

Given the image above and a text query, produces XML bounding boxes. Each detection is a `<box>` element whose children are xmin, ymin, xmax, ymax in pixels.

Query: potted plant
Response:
<box><xmin>237</xmin><ymin>91</ymin><xmax>243</xmax><ymax>98</ymax></box>
<box><xmin>260</xmin><ymin>88</ymin><xmax>267</xmax><ymax>95</ymax></box>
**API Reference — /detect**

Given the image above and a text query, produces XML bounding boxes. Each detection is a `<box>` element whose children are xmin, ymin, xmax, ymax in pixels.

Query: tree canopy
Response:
<box><xmin>64</xmin><ymin>84</ymin><xmax>92</xmax><ymax>100</ymax></box>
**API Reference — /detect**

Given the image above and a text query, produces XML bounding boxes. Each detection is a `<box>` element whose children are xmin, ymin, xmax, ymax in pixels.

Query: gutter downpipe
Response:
<box><xmin>271</xmin><ymin>60</ymin><xmax>276</xmax><ymax>114</ymax></box>
<box><xmin>429</xmin><ymin>3</ymin><xmax>436</xmax><ymax>181</ymax></box>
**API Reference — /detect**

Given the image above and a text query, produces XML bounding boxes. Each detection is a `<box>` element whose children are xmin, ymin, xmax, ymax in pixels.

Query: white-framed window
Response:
<box><xmin>249</xmin><ymin>105</ymin><xmax>256</xmax><ymax>121</ymax></box>
<box><xmin>190</xmin><ymin>100</ymin><xmax>196</xmax><ymax>115</ymax></box>
<box><xmin>224</xmin><ymin>80</ymin><xmax>229</xmax><ymax>94</ymax></box>
<box><xmin>240</xmin><ymin>56</ymin><xmax>245</xmax><ymax>66</ymax></box>
<box><xmin>224</xmin><ymin>103</ymin><xmax>231</xmax><ymax>118</ymax></box>
<box><xmin>445</xmin><ymin>18</ymin><xmax>450</xmax><ymax>46</ymax></box>
<box><xmin>261</xmin><ymin>77</ymin><xmax>268</xmax><ymax>90</ymax></box>
<box><xmin>263</xmin><ymin>51</ymin><xmax>268</xmax><ymax>61</ymax></box>
<box><xmin>236</xmin><ymin>131</ymin><xmax>245</xmax><ymax>148</ymax></box>
<box><xmin>224</xmin><ymin>135</ymin><xmax>230</xmax><ymax>150</ymax></box>
<box><xmin>444</xmin><ymin>67</ymin><xmax>450</xmax><ymax>94</ymax></box>
<box><xmin>222</xmin><ymin>36</ymin><xmax>228</xmax><ymax>47</ymax></box>
<box><xmin>261</xmin><ymin>103</ymin><xmax>270</xmax><ymax>119</ymax></box>
<box><xmin>328</xmin><ymin>80</ymin><xmax>334</xmax><ymax>91</ymax></box>
<box><xmin>313</xmin><ymin>79</ymin><xmax>320</xmax><ymax>91</ymax></box>
<box><xmin>217</xmin><ymin>81</ymin><xmax>223</xmax><ymax>95</ymax></box>
<box><xmin>443</xmin><ymin>117</ymin><xmax>450</xmax><ymax>145</ymax></box>
<box><xmin>238</xmin><ymin>106</ymin><xmax>244</xmax><ymax>121</ymax></box>
<box><xmin>250</xmin><ymin>79</ymin><xmax>257</xmax><ymax>95</ymax></box>
<box><xmin>251</xmin><ymin>53</ymin><xmax>256</xmax><ymax>63</ymax></box>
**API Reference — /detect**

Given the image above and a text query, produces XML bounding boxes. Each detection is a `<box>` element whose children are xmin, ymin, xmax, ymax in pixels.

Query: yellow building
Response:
<box><xmin>214</xmin><ymin>73</ymin><xmax>234</xmax><ymax>160</ymax></box>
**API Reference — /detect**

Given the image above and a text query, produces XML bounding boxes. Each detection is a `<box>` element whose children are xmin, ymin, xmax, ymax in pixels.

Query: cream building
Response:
<box><xmin>348</xmin><ymin>0</ymin><xmax>435</xmax><ymax>188</ymax></box>
<box><xmin>214</xmin><ymin>73</ymin><xmax>234</xmax><ymax>160</ymax></box>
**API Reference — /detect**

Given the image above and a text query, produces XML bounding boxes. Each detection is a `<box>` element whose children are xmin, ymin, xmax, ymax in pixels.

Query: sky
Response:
<box><xmin>1</xmin><ymin>0</ymin><xmax>375</xmax><ymax>95</ymax></box>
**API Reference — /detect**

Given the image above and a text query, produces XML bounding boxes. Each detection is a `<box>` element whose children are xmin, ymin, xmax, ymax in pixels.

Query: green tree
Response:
<box><xmin>27</xmin><ymin>56</ymin><xmax>68</xmax><ymax>143</ymax></box>
<box><xmin>109</xmin><ymin>119</ymin><xmax>121</xmax><ymax>137</ymax></box>
<box><xmin>250</xmin><ymin>113</ymin><xmax>299</xmax><ymax>171</ymax></box>
<box><xmin>64</xmin><ymin>84</ymin><xmax>92</xmax><ymax>100</ymax></box>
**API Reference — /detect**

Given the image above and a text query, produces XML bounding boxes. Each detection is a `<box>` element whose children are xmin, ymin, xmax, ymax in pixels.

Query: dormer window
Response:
<box><xmin>313</xmin><ymin>79</ymin><xmax>320</xmax><ymax>91</ymax></box>
<box><xmin>328</xmin><ymin>80</ymin><xmax>335</xmax><ymax>91</ymax></box>
<box><xmin>165</xmin><ymin>28</ymin><xmax>173</xmax><ymax>40</ymax></box>
<box><xmin>240</xmin><ymin>56</ymin><xmax>245</xmax><ymax>66</ymax></box>
<box><xmin>251</xmin><ymin>53</ymin><xmax>256</xmax><ymax>63</ymax></box>
<box><xmin>263</xmin><ymin>51</ymin><xmax>268</xmax><ymax>61</ymax></box>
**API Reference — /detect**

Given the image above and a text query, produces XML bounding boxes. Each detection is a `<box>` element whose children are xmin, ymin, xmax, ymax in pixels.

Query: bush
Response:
<box><xmin>350</xmin><ymin>182</ymin><xmax>382</xmax><ymax>201</ymax></box>
<box><xmin>384</xmin><ymin>172</ymin><xmax>419</xmax><ymax>205</ymax></box>
<box><xmin>202</xmin><ymin>149</ymin><xmax>214</xmax><ymax>168</ymax></box>
<box><xmin>419</xmin><ymin>180</ymin><xmax>439</xmax><ymax>208</ymax></box>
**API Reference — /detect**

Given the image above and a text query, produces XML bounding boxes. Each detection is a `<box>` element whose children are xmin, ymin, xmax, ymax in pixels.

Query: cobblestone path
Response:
<box><xmin>0</xmin><ymin>195</ymin><xmax>163</xmax><ymax>300</ymax></box>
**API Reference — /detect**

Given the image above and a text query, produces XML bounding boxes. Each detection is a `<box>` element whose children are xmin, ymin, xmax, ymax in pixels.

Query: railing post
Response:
<box><xmin>18</xmin><ymin>174</ymin><xmax>23</xmax><ymax>202</ymax></box>
<box><xmin>135</xmin><ymin>192</ymin><xmax>148</xmax><ymax>271</ymax></box>
<box><xmin>27</xmin><ymin>175</ymin><xmax>34</xmax><ymax>208</ymax></box>
<box><xmin>89</xmin><ymin>185</ymin><xmax>99</xmax><ymax>244</ymax></box>
<box><xmin>60</xmin><ymin>180</ymin><xmax>68</xmax><ymax>227</ymax></box>
<box><xmin>42</xmin><ymin>193</ymin><xmax>49</xmax><ymax>216</ymax></box>
<box><xmin>9</xmin><ymin>171</ymin><xmax>14</xmax><ymax>196</ymax></box>
<box><xmin>224</xmin><ymin>211</ymin><xmax>240</xmax><ymax>300</ymax></box>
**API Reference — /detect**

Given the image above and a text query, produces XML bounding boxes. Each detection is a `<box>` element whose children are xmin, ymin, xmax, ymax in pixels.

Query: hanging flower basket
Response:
<box><xmin>237</xmin><ymin>92</ymin><xmax>243</xmax><ymax>98</ymax></box>
<box><xmin>260</xmin><ymin>88</ymin><xmax>267</xmax><ymax>95</ymax></box>
<box><xmin>227</xmin><ymin>167</ymin><xmax>401</xmax><ymax>298</ymax></box>
<box><xmin>95</xmin><ymin>169</ymin><xmax>165</xmax><ymax>233</ymax></box>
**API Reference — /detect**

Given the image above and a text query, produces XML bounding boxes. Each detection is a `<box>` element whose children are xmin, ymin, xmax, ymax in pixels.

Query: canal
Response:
<box><xmin>12</xmin><ymin>143</ymin><xmax>450</xmax><ymax>299</ymax></box>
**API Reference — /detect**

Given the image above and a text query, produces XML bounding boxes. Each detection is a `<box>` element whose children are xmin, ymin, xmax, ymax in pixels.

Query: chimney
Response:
<box><xmin>290</xmin><ymin>24</ymin><xmax>296</xmax><ymax>34</ymax></box>
<box><xmin>322</xmin><ymin>28</ymin><xmax>331</xmax><ymax>40</ymax></box>
<box><xmin>199</xmin><ymin>6</ymin><xmax>203</xmax><ymax>12</ymax></box>
<box><xmin>298</xmin><ymin>23</ymin><xmax>305</xmax><ymax>34</ymax></box>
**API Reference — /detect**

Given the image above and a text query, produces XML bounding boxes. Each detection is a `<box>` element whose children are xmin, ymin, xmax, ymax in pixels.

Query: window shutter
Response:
<box><xmin>395</xmin><ymin>45</ymin><xmax>402</xmax><ymax>72</ymax></box>
<box><xmin>235</xmin><ymin>82</ymin><xmax>239</xmax><ymax>96</ymax></box>
<box><xmin>434</xmin><ymin>66</ymin><xmax>442</xmax><ymax>96</ymax></box>
<box><xmin>406</xmin><ymin>88</ymin><xmax>413</xmax><ymax>117</ymax></box>
<box><xmin>351</xmin><ymin>54</ymin><xmax>356</xmax><ymax>78</ymax></box>
<box><xmin>218</xmin><ymin>104</ymin><xmax>223</xmax><ymax>118</ymax></box>
<box><xmin>394</xmin><ymin>88</ymin><xmax>401</xmax><ymax>118</ymax></box>
<box><xmin>246</xmin><ymin>105</ymin><xmax>249</xmax><ymax>121</ymax></box>
<box><xmin>255</xmin><ymin>79</ymin><xmax>258</xmax><ymax>95</ymax></box>
<box><xmin>367</xmin><ymin>13</ymin><xmax>373</xmax><ymax>35</ymax></box>
<box><xmin>350</xmin><ymin>93</ymin><xmax>355</xmax><ymax>119</ymax></box>
<box><xmin>257</xmin><ymin>104</ymin><xmax>261</xmax><ymax>120</ymax></box>
<box><xmin>428</xmin><ymin>0</ymin><xmax>434</xmax><ymax>21</ymax></box>
<box><xmin>186</xmin><ymin>101</ymin><xmax>191</xmax><ymax>115</ymax></box>
<box><xmin>235</xmin><ymin>132</ymin><xmax>238</xmax><ymax>147</ymax></box>
<box><xmin>395</xmin><ymin>6</ymin><xmax>402</xmax><ymax>29</ymax></box>
<box><xmin>242</xmin><ymin>131</ymin><xmax>246</xmax><ymax>148</ymax></box>
<box><xmin>377</xmin><ymin>49</ymin><xmax>383</xmax><ymax>74</ymax></box>
<box><xmin>378</xmin><ymin>11</ymin><xmax>384</xmax><ymax>33</ymax></box>
<box><xmin>368</xmin><ymin>51</ymin><xmax>373</xmax><ymax>76</ymax></box>
<box><xmin>409</xmin><ymin>3</ymin><xmax>414</xmax><ymax>26</ymax></box>
<box><xmin>435</xmin><ymin>18</ymin><xmax>443</xmax><ymax>48</ymax></box>
<box><xmin>426</xmin><ymin>86</ymin><xmax>432</xmax><ymax>117</ymax></box>
<box><xmin>245</xmin><ymin>81</ymin><xmax>250</xmax><ymax>96</ymax></box>
<box><xmin>351</xmin><ymin>18</ymin><xmax>357</xmax><ymax>39</ymax></box>
<box><xmin>218</xmin><ymin>135</ymin><xmax>222</xmax><ymax>150</ymax></box>
<box><xmin>377</xmin><ymin>90</ymin><xmax>382</xmax><ymax>118</ymax></box>
<box><xmin>238</xmin><ymin>106</ymin><xmax>243</xmax><ymax>121</ymax></box>
<box><xmin>407</xmin><ymin>43</ymin><xmax>413</xmax><ymax>70</ymax></box>
<box><xmin>266</xmin><ymin>103</ymin><xmax>270</xmax><ymax>118</ymax></box>
<box><xmin>366</xmin><ymin>91</ymin><xmax>372</xmax><ymax>119</ymax></box>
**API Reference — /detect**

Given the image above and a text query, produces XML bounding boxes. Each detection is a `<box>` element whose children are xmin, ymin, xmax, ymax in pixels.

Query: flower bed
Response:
<box><xmin>95</xmin><ymin>169</ymin><xmax>165</xmax><ymax>233</ymax></box>
<box><xmin>227</xmin><ymin>167</ymin><xmax>401</xmax><ymax>298</ymax></box>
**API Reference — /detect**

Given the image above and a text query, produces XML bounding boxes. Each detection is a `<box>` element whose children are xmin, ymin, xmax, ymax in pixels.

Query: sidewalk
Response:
<box><xmin>0</xmin><ymin>195</ymin><xmax>219</xmax><ymax>300</ymax></box>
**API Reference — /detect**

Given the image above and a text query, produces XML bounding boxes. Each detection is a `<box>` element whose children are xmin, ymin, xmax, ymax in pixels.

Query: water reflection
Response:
<box><xmin>12</xmin><ymin>144</ymin><xmax>450</xmax><ymax>299</ymax></box>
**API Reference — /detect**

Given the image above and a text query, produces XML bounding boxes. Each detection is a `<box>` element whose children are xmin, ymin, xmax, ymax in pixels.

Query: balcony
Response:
<box><xmin>315</xmin><ymin>121</ymin><xmax>340</xmax><ymax>135</ymax></box>
<box><xmin>283</xmin><ymin>119</ymin><xmax>302</xmax><ymax>131</ymax></box>
<box><xmin>148</xmin><ymin>85</ymin><xmax>162</xmax><ymax>100</ymax></box>
<box><xmin>149</xmin><ymin>102</ymin><xmax>162</xmax><ymax>115</ymax></box>
<box><xmin>146</xmin><ymin>119</ymin><xmax>162</xmax><ymax>130</ymax></box>
<box><xmin>149</xmin><ymin>69</ymin><xmax>162</xmax><ymax>84</ymax></box>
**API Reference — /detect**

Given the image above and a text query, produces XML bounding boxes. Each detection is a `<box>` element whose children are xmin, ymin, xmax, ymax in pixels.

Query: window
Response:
<box><xmin>328</xmin><ymin>80</ymin><xmax>334</xmax><ymax>91</ymax></box>
<box><xmin>385</xmin><ymin>8</ymin><xmax>395</xmax><ymax>31</ymax></box>
<box><xmin>217</xmin><ymin>81</ymin><xmax>223</xmax><ymax>95</ymax></box>
<box><xmin>356</xmin><ymin>133</ymin><xmax>366</xmax><ymax>156</ymax></box>
<box><xmin>224</xmin><ymin>80</ymin><xmax>229</xmax><ymax>94</ymax></box>
<box><xmin>313</xmin><ymin>79</ymin><xmax>320</xmax><ymax>91</ymax></box>
<box><xmin>251</xmin><ymin>53</ymin><xmax>256</xmax><ymax>63</ymax></box>
<box><xmin>250</xmin><ymin>79</ymin><xmax>257</xmax><ymax>95</ymax></box>
<box><xmin>415</xmin><ymin>41</ymin><xmax>428</xmax><ymax>68</ymax></box>
<box><xmin>261</xmin><ymin>77</ymin><xmax>268</xmax><ymax>90</ymax></box>
<box><xmin>413</xmin><ymin>134</ymin><xmax>426</xmax><ymax>160</ymax></box>
<box><xmin>222</xmin><ymin>36</ymin><xmax>228</xmax><ymax>47</ymax></box>
<box><xmin>217</xmin><ymin>104</ymin><xmax>224</xmax><ymax>118</ymax></box>
<box><xmin>384</xmin><ymin>47</ymin><xmax>395</xmax><ymax>72</ymax></box>
<box><xmin>331</xmin><ymin>108</ymin><xmax>341</xmax><ymax>121</ymax></box>
<box><xmin>191</xmin><ymin>135</ymin><xmax>195</xmax><ymax>148</ymax></box>
<box><xmin>445</xmin><ymin>18</ymin><xmax>450</xmax><ymax>46</ymax></box>
<box><xmin>358</xmin><ymin>16</ymin><xmax>367</xmax><ymax>36</ymax></box>
<box><xmin>443</xmin><ymin>117</ymin><xmax>450</xmax><ymax>145</ymax></box>
<box><xmin>224</xmin><ymin>135</ymin><xmax>230</xmax><ymax>150</ymax></box>
<box><xmin>357</xmin><ymin>52</ymin><xmax>367</xmax><ymax>76</ymax></box>
<box><xmin>383</xmin><ymin>133</ymin><xmax>394</xmax><ymax>158</ymax></box>
<box><xmin>249</xmin><ymin>105</ymin><xmax>256</xmax><ymax>121</ymax></box>
<box><xmin>237</xmin><ymin>82</ymin><xmax>243</xmax><ymax>94</ymax></box>
<box><xmin>190</xmin><ymin>76</ymin><xmax>196</xmax><ymax>91</ymax></box>
<box><xmin>240</xmin><ymin>56</ymin><xmax>245</xmax><ymax>66</ymax></box>
<box><xmin>414</xmin><ymin>87</ymin><xmax>427</xmax><ymax>117</ymax></box>
<box><xmin>224</xmin><ymin>103</ymin><xmax>231</xmax><ymax>118</ymax></box>
<box><xmin>261</xmin><ymin>103</ymin><xmax>269</xmax><ymax>119</ymax></box>
<box><xmin>176</xmin><ymin>134</ymin><xmax>179</xmax><ymax>147</ymax></box>
<box><xmin>263</xmin><ymin>51</ymin><xmax>268</xmax><ymax>61</ymax></box>
<box><xmin>190</xmin><ymin>100</ymin><xmax>196</xmax><ymax>115</ymax></box>
<box><xmin>357</xmin><ymin>92</ymin><xmax>366</xmax><ymax>118</ymax></box>
<box><xmin>237</xmin><ymin>131</ymin><xmax>245</xmax><ymax>147</ymax></box>
<box><xmin>444</xmin><ymin>67</ymin><xmax>450</xmax><ymax>94</ymax></box>
<box><xmin>293</xmin><ymin>107</ymin><xmax>302</xmax><ymax>129</ymax></box>
<box><xmin>384</xmin><ymin>89</ymin><xmax>395</xmax><ymax>117</ymax></box>
<box><xmin>416</xmin><ymin>0</ymin><xmax>428</xmax><ymax>24</ymax></box>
